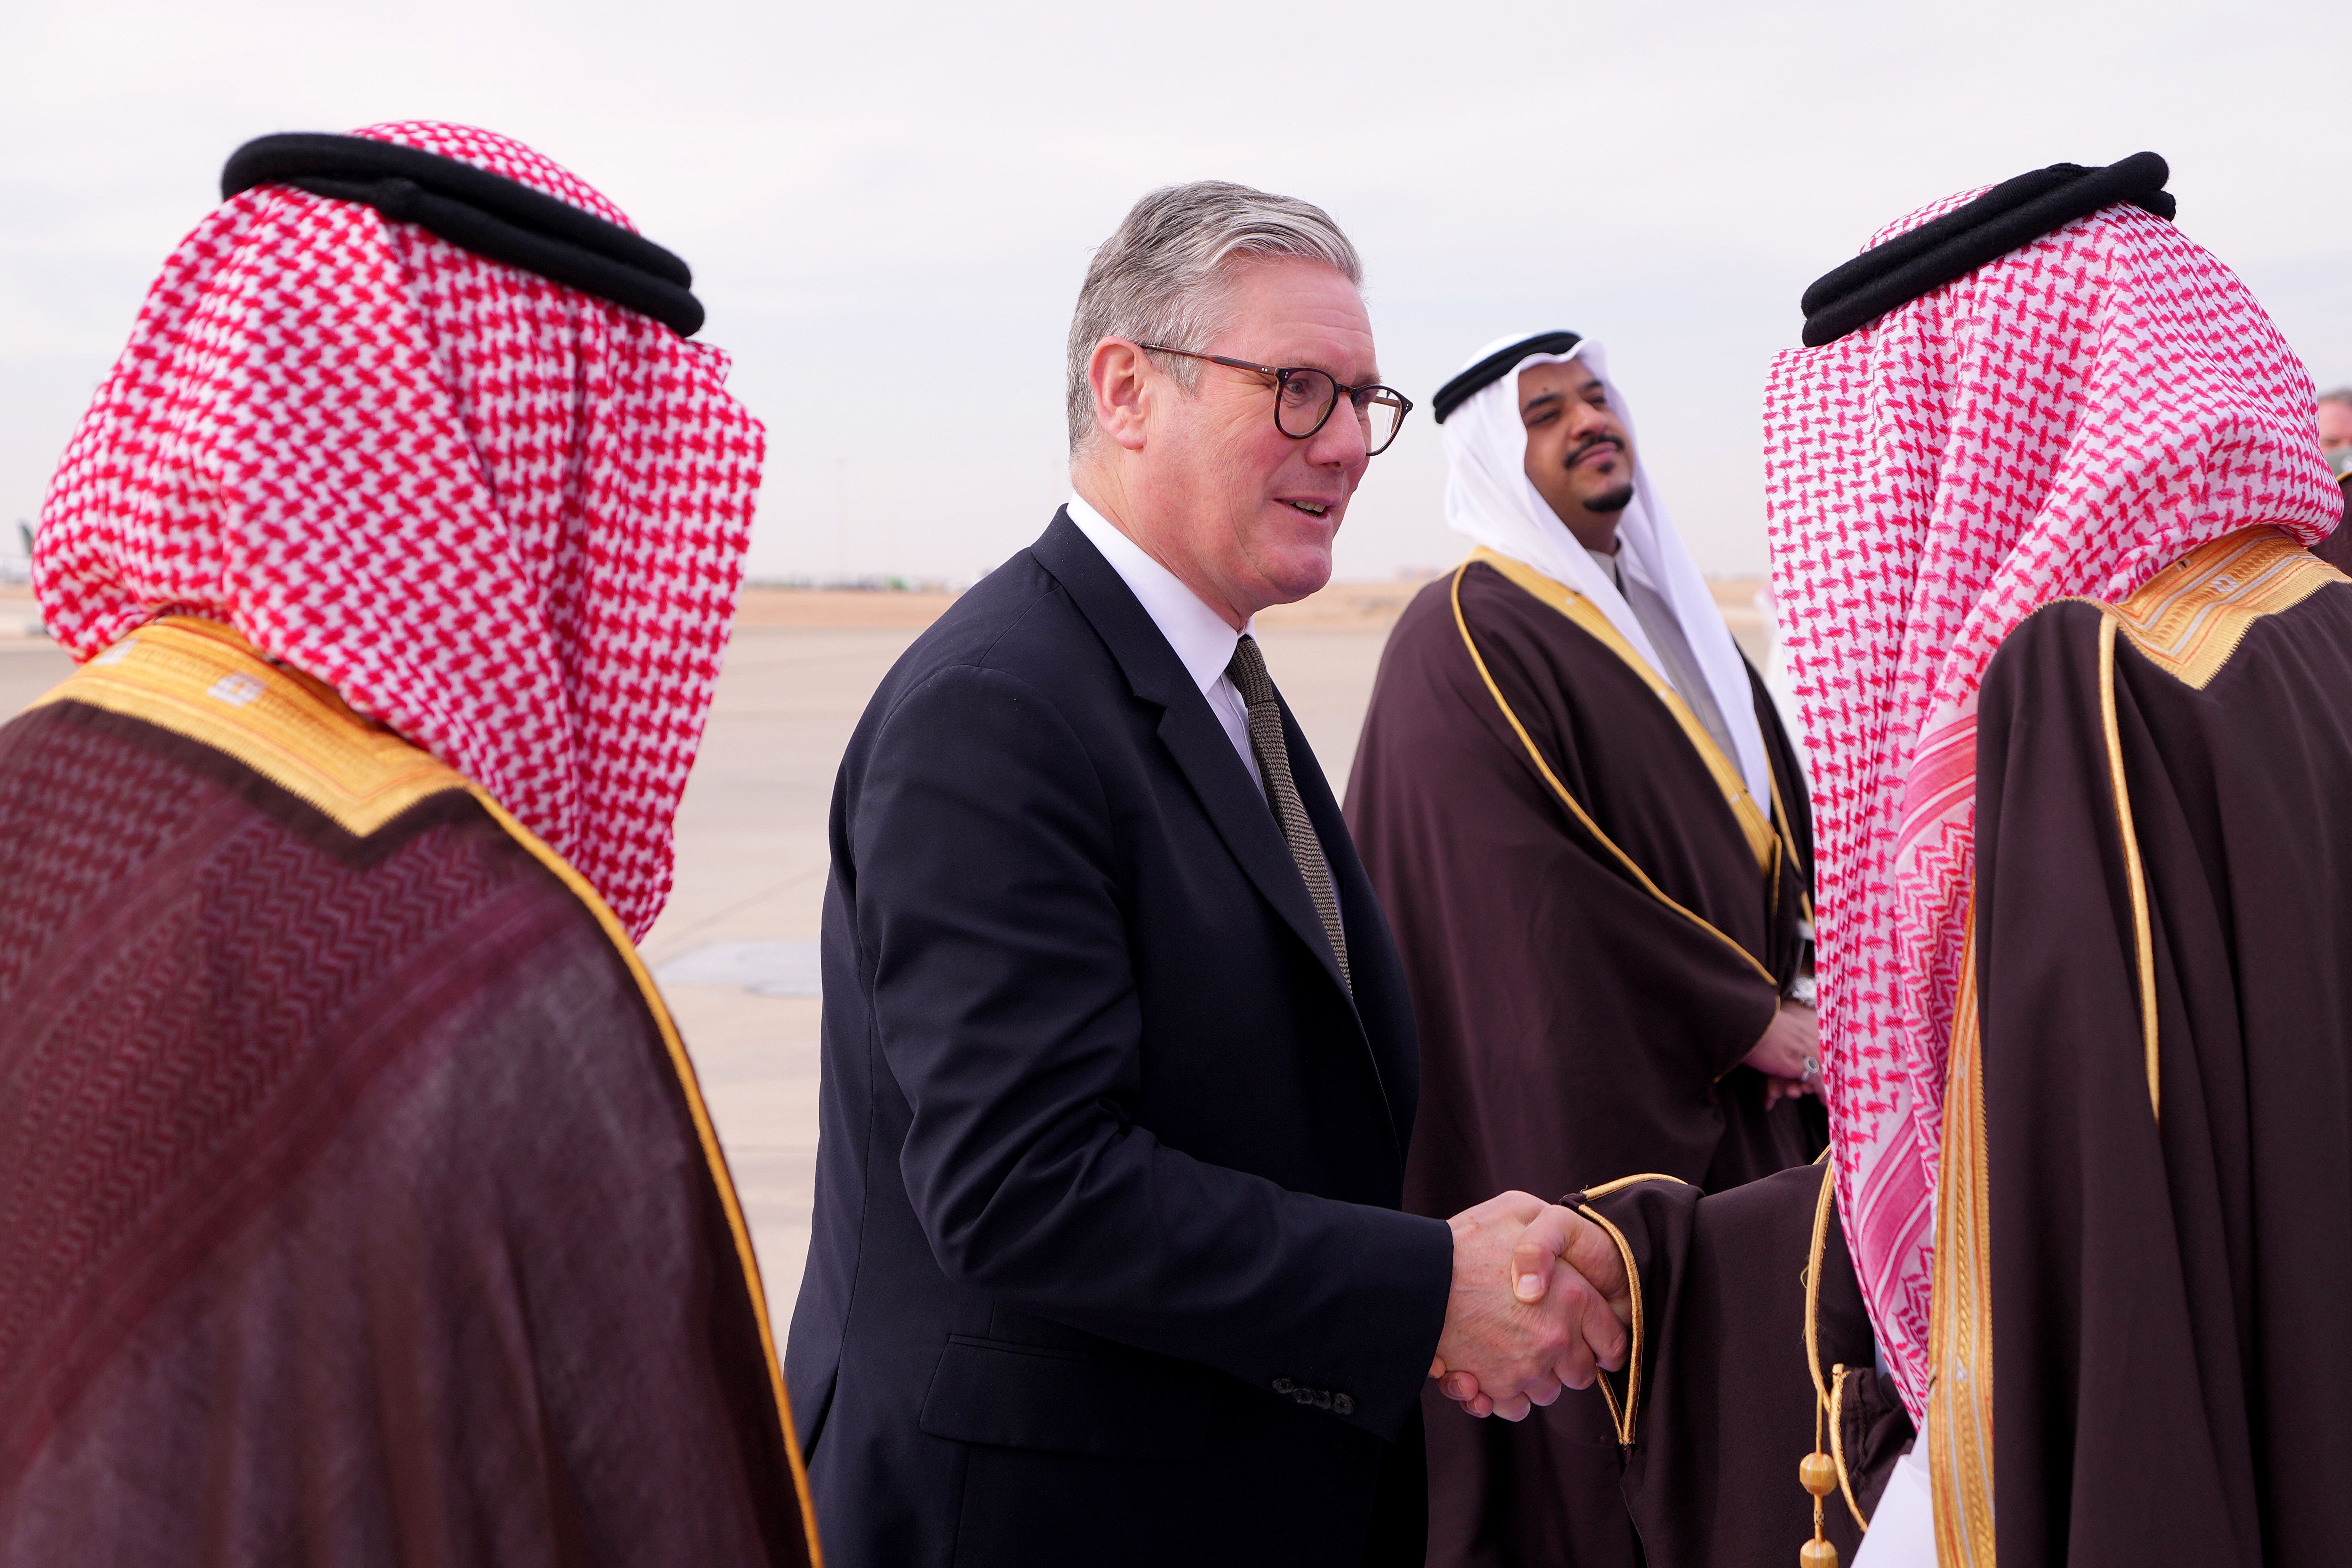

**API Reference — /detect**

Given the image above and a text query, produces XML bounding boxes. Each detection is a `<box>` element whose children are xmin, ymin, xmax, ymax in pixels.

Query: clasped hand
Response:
<box><xmin>1426</xmin><ymin>1192</ymin><xmax>1631</xmax><ymax>1421</ymax></box>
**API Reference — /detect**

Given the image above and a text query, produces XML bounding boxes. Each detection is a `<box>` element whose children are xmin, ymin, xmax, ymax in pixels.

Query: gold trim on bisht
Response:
<box><xmin>2102</xmin><ymin>524</ymin><xmax>2344</xmax><ymax>688</ymax></box>
<box><xmin>2074</xmin><ymin>523</ymin><xmax>2350</xmax><ymax>1117</ymax></box>
<box><xmin>2096</xmin><ymin>615</ymin><xmax>2163</xmax><ymax>1118</ymax></box>
<box><xmin>1802</xmin><ymin>1161</ymin><xmax>1870</xmax><ymax>1536</ymax></box>
<box><xmin>30</xmin><ymin>614</ymin><xmax>827</xmax><ymax>1566</ymax></box>
<box><xmin>458</xmin><ymin>788</ymin><xmax>827</xmax><ymax>1566</ymax></box>
<box><xmin>1466</xmin><ymin>547</ymin><xmax>1782</xmax><ymax>874</ymax></box>
<box><xmin>1449</xmin><ymin>562</ymin><xmax>1781</xmax><ymax>988</ymax></box>
<box><xmin>1906</xmin><ymin>527</ymin><xmax>2345</xmax><ymax>1567</ymax></box>
<box><xmin>1928</xmin><ymin>908</ymin><xmax>1997</xmax><ymax>1568</ymax></box>
<box><xmin>1568</xmin><ymin>1172</ymin><xmax>1688</xmax><ymax>1448</ymax></box>
<box><xmin>32</xmin><ymin>616</ymin><xmax>464</xmax><ymax>835</ymax></box>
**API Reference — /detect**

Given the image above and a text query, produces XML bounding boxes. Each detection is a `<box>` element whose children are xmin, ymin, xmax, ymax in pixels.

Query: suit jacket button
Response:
<box><xmin>1272</xmin><ymin>1378</ymin><xmax>1296</xmax><ymax>1395</ymax></box>
<box><xmin>1333</xmin><ymin>1393</ymin><xmax>1355</xmax><ymax>1416</ymax></box>
<box><xmin>1314</xmin><ymin>1389</ymin><xmax>1333</xmax><ymax>1409</ymax></box>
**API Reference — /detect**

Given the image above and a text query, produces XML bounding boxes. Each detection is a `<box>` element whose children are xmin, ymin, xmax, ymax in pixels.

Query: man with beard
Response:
<box><xmin>1344</xmin><ymin>333</ymin><xmax>1821</xmax><ymax>1567</ymax></box>
<box><xmin>1508</xmin><ymin>152</ymin><xmax>2352</xmax><ymax>1568</ymax></box>
<box><xmin>0</xmin><ymin>125</ymin><xmax>818</xmax><ymax>1566</ymax></box>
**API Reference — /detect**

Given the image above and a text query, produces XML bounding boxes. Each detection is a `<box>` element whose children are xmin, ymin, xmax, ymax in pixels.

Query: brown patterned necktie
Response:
<box><xmin>1226</xmin><ymin>634</ymin><xmax>1350</xmax><ymax>994</ymax></box>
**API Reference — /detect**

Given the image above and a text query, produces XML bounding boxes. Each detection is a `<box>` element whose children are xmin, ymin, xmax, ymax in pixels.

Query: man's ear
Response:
<box><xmin>1090</xmin><ymin>338</ymin><xmax>1152</xmax><ymax>454</ymax></box>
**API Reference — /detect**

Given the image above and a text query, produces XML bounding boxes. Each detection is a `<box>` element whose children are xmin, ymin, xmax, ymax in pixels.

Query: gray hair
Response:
<box><xmin>1065</xmin><ymin>180</ymin><xmax>1363</xmax><ymax>453</ymax></box>
<box><xmin>2322</xmin><ymin>386</ymin><xmax>2352</xmax><ymax>408</ymax></box>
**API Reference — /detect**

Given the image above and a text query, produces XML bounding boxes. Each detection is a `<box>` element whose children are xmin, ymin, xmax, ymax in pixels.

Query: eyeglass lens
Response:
<box><xmin>1274</xmin><ymin>369</ymin><xmax>1406</xmax><ymax>454</ymax></box>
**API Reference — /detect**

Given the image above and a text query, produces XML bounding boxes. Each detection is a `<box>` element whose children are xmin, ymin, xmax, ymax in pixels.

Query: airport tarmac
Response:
<box><xmin>0</xmin><ymin>573</ymin><xmax>1768</xmax><ymax>1315</ymax></box>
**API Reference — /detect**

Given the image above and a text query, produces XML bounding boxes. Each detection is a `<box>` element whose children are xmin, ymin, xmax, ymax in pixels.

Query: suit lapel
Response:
<box><xmin>1031</xmin><ymin>511</ymin><xmax>1362</xmax><ymax>1015</ymax></box>
<box><xmin>1153</xmin><ymin>697</ymin><xmax>1362</xmax><ymax>1010</ymax></box>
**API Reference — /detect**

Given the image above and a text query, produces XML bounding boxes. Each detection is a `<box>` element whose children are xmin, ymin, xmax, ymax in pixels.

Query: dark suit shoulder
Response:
<box><xmin>859</xmin><ymin>550</ymin><xmax>1121</xmax><ymax>734</ymax></box>
<box><xmin>889</xmin><ymin>550</ymin><xmax>1076</xmax><ymax>683</ymax></box>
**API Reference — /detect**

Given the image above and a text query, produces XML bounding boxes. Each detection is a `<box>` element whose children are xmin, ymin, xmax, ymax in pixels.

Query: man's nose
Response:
<box><xmin>1305</xmin><ymin>398</ymin><xmax>1371</xmax><ymax>469</ymax></box>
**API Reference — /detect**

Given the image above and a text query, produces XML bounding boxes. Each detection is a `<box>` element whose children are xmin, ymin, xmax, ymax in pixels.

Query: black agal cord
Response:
<box><xmin>1798</xmin><ymin>152</ymin><xmax>2174</xmax><ymax>348</ymax></box>
<box><xmin>1432</xmin><ymin>330</ymin><xmax>1584</xmax><ymax>425</ymax></box>
<box><xmin>222</xmin><ymin>133</ymin><xmax>704</xmax><ymax>337</ymax></box>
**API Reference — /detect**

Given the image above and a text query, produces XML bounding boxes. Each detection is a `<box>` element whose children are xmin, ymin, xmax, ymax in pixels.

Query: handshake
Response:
<box><xmin>1428</xmin><ymin>1193</ymin><xmax>1632</xmax><ymax>1420</ymax></box>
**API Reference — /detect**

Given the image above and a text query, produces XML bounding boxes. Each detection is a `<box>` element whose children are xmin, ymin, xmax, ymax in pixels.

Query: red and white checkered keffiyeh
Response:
<box><xmin>34</xmin><ymin>121</ymin><xmax>763</xmax><ymax>939</ymax></box>
<box><xmin>1766</xmin><ymin>193</ymin><xmax>2339</xmax><ymax>1418</ymax></box>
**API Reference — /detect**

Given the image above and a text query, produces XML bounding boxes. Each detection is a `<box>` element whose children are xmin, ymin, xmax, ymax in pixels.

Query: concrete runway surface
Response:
<box><xmin>0</xmin><ymin>574</ymin><xmax>1767</xmax><ymax>1317</ymax></box>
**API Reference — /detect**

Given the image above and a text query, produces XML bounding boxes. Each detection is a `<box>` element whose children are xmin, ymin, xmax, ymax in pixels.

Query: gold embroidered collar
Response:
<box><xmin>30</xmin><ymin>616</ymin><xmax>462</xmax><ymax>836</ymax></box>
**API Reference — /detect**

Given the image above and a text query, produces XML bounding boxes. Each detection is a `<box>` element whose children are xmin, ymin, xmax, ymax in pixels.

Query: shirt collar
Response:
<box><xmin>1065</xmin><ymin>492</ymin><xmax>1253</xmax><ymax>698</ymax></box>
<box><xmin>1586</xmin><ymin>539</ymin><xmax>1664</xmax><ymax>598</ymax></box>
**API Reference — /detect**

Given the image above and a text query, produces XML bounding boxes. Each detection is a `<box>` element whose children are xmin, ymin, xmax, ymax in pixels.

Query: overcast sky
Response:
<box><xmin>4</xmin><ymin>0</ymin><xmax>2347</xmax><ymax>583</ymax></box>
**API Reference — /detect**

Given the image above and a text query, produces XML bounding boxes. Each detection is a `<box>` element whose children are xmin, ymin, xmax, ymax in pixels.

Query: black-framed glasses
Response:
<box><xmin>1139</xmin><ymin>344</ymin><xmax>1413</xmax><ymax>456</ymax></box>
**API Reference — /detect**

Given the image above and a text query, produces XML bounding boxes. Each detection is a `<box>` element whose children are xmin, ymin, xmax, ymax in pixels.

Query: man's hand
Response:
<box><xmin>1424</xmin><ymin>1192</ymin><xmax>1630</xmax><ymax>1421</ymax></box>
<box><xmin>1503</xmin><ymin>1202</ymin><xmax>1631</xmax><ymax>1322</ymax></box>
<box><xmin>1744</xmin><ymin>999</ymin><xmax>1819</xmax><ymax>1106</ymax></box>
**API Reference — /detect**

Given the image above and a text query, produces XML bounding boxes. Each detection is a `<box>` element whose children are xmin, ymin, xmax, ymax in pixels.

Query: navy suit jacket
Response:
<box><xmin>785</xmin><ymin>511</ymin><xmax>1454</xmax><ymax>1568</ymax></box>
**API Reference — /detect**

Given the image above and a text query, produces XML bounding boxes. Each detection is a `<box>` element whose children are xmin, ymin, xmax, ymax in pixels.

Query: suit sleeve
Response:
<box><xmin>849</xmin><ymin>662</ymin><xmax>1453</xmax><ymax>1439</ymax></box>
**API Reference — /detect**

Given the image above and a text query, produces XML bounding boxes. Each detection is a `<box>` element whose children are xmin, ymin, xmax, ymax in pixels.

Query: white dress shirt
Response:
<box><xmin>1066</xmin><ymin>494</ymin><xmax>1262</xmax><ymax>791</ymax></box>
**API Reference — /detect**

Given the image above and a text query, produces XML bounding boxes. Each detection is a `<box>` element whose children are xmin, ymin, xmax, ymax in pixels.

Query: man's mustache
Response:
<box><xmin>1560</xmin><ymin>435</ymin><xmax>1625</xmax><ymax>469</ymax></box>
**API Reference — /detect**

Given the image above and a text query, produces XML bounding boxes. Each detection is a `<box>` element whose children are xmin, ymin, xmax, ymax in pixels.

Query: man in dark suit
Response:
<box><xmin>784</xmin><ymin>181</ymin><xmax>1625</xmax><ymax>1568</ymax></box>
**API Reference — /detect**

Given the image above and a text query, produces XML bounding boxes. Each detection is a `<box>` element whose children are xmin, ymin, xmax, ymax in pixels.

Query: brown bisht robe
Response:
<box><xmin>1925</xmin><ymin>526</ymin><xmax>2352</xmax><ymax>1566</ymax></box>
<box><xmin>1574</xmin><ymin>1163</ymin><xmax>1912</xmax><ymax>1568</ymax></box>
<box><xmin>0</xmin><ymin>618</ymin><xmax>819</xmax><ymax>1567</ymax></box>
<box><xmin>1345</xmin><ymin>551</ymin><xmax>1822</xmax><ymax>1568</ymax></box>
